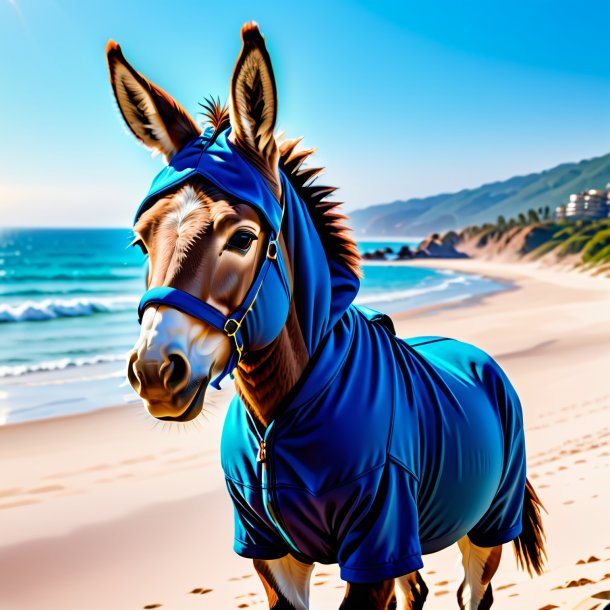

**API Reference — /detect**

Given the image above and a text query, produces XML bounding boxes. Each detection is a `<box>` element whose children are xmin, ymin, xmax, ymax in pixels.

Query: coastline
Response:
<box><xmin>0</xmin><ymin>262</ymin><xmax>508</xmax><ymax>425</ymax></box>
<box><xmin>0</xmin><ymin>260</ymin><xmax>609</xmax><ymax>609</ymax></box>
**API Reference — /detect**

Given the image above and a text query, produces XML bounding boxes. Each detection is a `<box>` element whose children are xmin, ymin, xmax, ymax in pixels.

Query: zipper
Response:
<box><xmin>243</xmin><ymin>405</ymin><xmax>301</xmax><ymax>555</ymax></box>
<box><xmin>256</xmin><ymin>439</ymin><xmax>266</xmax><ymax>463</ymax></box>
<box><xmin>260</xmin><ymin>422</ymin><xmax>301</xmax><ymax>555</ymax></box>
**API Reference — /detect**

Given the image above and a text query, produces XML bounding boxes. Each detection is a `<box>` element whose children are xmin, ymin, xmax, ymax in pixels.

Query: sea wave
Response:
<box><xmin>0</xmin><ymin>354</ymin><xmax>127</xmax><ymax>378</ymax></box>
<box><xmin>0</xmin><ymin>287</ymin><xmax>123</xmax><ymax>297</ymax></box>
<box><xmin>355</xmin><ymin>275</ymin><xmax>471</xmax><ymax>306</ymax></box>
<box><xmin>0</xmin><ymin>271</ymin><xmax>142</xmax><ymax>282</ymax></box>
<box><xmin>0</xmin><ymin>296</ymin><xmax>139</xmax><ymax>323</ymax></box>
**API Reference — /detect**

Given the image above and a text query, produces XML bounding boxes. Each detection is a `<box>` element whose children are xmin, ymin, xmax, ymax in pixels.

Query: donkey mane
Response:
<box><xmin>200</xmin><ymin>98</ymin><xmax>362</xmax><ymax>279</ymax></box>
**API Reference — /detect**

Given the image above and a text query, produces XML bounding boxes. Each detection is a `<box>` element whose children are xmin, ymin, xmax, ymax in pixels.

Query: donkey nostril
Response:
<box><xmin>163</xmin><ymin>352</ymin><xmax>190</xmax><ymax>393</ymax></box>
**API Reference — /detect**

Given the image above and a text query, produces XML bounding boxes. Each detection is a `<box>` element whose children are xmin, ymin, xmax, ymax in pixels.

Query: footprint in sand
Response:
<box><xmin>0</xmin><ymin>498</ymin><xmax>40</xmax><ymax>510</ymax></box>
<box><xmin>576</xmin><ymin>556</ymin><xmax>601</xmax><ymax>565</ymax></box>
<box><xmin>553</xmin><ymin>578</ymin><xmax>595</xmax><ymax>590</ymax></box>
<box><xmin>120</xmin><ymin>455</ymin><xmax>156</xmax><ymax>466</ymax></box>
<box><xmin>538</xmin><ymin>605</ymin><xmax>559</xmax><ymax>610</ymax></box>
<box><xmin>0</xmin><ymin>487</ymin><xmax>22</xmax><ymax>498</ymax></box>
<box><xmin>28</xmin><ymin>484</ymin><xmax>65</xmax><ymax>494</ymax></box>
<box><xmin>572</xmin><ymin>590</ymin><xmax>610</xmax><ymax>609</ymax></box>
<box><xmin>143</xmin><ymin>605</ymin><xmax>162</xmax><ymax>609</ymax></box>
<box><xmin>189</xmin><ymin>587</ymin><xmax>213</xmax><ymax>595</ymax></box>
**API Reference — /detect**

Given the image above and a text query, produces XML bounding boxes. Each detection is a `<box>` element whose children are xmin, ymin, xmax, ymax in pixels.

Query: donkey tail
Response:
<box><xmin>513</xmin><ymin>477</ymin><xmax>547</xmax><ymax>576</ymax></box>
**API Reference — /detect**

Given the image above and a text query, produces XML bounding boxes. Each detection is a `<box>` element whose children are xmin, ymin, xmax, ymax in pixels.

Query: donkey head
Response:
<box><xmin>107</xmin><ymin>24</ymin><xmax>287</xmax><ymax>422</ymax></box>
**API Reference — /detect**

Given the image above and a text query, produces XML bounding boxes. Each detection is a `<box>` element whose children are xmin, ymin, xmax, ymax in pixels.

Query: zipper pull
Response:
<box><xmin>257</xmin><ymin>439</ymin><xmax>267</xmax><ymax>463</ymax></box>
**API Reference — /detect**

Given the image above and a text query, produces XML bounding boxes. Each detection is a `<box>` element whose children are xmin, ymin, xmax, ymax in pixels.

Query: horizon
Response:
<box><xmin>2</xmin><ymin>149</ymin><xmax>608</xmax><ymax>230</ymax></box>
<box><xmin>1</xmin><ymin>0</ymin><xmax>610</xmax><ymax>228</ymax></box>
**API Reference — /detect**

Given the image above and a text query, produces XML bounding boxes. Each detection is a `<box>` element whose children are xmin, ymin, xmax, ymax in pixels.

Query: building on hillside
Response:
<box><xmin>559</xmin><ymin>187</ymin><xmax>610</xmax><ymax>220</ymax></box>
<box><xmin>565</xmin><ymin>193</ymin><xmax>587</xmax><ymax>217</ymax></box>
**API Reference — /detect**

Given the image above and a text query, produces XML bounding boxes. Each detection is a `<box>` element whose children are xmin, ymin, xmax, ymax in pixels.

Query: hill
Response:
<box><xmin>455</xmin><ymin>217</ymin><xmax>610</xmax><ymax>273</ymax></box>
<box><xmin>349</xmin><ymin>153</ymin><xmax>610</xmax><ymax>236</ymax></box>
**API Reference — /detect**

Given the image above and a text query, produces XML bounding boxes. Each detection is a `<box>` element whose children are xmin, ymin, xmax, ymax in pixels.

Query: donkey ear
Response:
<box><xmin>106</xmin><ymin>40</ymin><xmax>199</xmax><ymax>163</ymax></box>
<box><xmin>229</xmin><ymin>23</ymin><xmax>280</xmax><ymax>197</ymax></box>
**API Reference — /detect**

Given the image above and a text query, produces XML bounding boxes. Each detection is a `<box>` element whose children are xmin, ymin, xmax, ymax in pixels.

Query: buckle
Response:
<box><xmin>267</xmin><ymin>240</ymin><xmax>278</xmax><ymax>260</ymax></box>
<box><xmin>224</xmin><ymin>318</ymin><xmax>241</xmax><ymax>337</ymax></box>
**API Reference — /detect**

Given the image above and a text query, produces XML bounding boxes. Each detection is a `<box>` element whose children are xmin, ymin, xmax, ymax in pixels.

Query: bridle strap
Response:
<box><xmin>137</xmin><ymin>286</ymin><xmax>231</xmax><ymax>333</ymax></box>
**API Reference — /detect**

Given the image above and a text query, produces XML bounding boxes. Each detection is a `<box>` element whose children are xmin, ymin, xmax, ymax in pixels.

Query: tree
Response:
<box><xmin>527</xmin><ymin>209</ymin><xmax>541</xmax><ymax>224</ymax></box>
<box><xmin>517</xmin><ymin>212</ymin><xmax>527</xmax><ymax>226</ymax></box>
<box><xmin>496</xmin><ymin>215</ymin><xmax>507</xmax><ymax>229</ymax></box>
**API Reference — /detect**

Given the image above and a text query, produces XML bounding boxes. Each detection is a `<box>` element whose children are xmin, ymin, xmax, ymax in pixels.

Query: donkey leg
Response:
<box><xmin>253</xmin><ymin>556</ymin><xmax>314</xmax><ymax>610</ymax></box>
<box><xmin>339</xmin><ymin>579</ymin><xmax>396</xmax><ymax>610</ymax></box>
<box><xmin>457</xmin><ymin>537</ymin><xmax>502</xmax><ymax>610</ymax></box>
<box><xmin>395</xmin><ymin>571</ymin><xmax>429</xmax><ymax>609</ymax></box>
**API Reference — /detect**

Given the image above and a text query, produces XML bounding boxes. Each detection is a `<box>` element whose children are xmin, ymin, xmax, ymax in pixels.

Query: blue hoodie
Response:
<box><xmin>140</xmin><ymin>128</ymin><xmax>526</xmax><ymax>583</ymax></box>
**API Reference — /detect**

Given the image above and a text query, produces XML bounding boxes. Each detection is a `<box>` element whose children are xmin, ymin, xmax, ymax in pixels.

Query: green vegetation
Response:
<box><xmin>582</xmin><ymin>228</ymin><xmax>610</xmax><ymax>263</ymax></box>
<box><xmin>556</xmin><ymin>234</ymin><xmax>592</xmax><ymax>256</ymax></box>
<box><xmin>453</xmin><ymin>210</ymin><xmax>610</xmax><ymax>270</ymax></box>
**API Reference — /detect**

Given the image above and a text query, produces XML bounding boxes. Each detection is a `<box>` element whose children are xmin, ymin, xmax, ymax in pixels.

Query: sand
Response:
<box><xmin>0</xmin><ymin>259</ymin><xmax>609</xmax><ymax>610</ymax></box>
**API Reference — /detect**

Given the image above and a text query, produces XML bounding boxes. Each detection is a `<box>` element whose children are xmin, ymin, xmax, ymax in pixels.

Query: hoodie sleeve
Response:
<box><xmin>225</xmin><ymin>478</ymin><xmax>289</xmax><ymax>560</ymax></box>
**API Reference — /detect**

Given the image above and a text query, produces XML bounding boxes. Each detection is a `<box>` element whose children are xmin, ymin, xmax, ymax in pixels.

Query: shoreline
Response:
<box><xmin>0</xmin><ymin>261</ymin><xmax>510</xmax><ymax>426</ymax></box>
<box><xmin>0</xmin><ymin>259</ymin><xmax>609</xmax><ymax>609</ymax></box>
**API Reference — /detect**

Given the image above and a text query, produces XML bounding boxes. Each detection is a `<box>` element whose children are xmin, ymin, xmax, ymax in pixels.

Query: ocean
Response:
<box><xmin>0</xmin><ymin>228</ymin><xmax>508</xmax><ymax>424</ymax></box>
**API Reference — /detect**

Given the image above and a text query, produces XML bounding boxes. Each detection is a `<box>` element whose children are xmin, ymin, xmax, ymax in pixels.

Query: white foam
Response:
<box><xmin>0</xmin><ymin>353</ymin><xmax>127</xmax><ymax>378</ymax></box>
<box><xmin>0</xmin><ymin>296</ymin><xmax>138</xmax><ymax>323</ymax></box>
<box><xmin>355</xmin><ymin>275</ymin><xmax>471</xmax><ymax>306</ymax></box>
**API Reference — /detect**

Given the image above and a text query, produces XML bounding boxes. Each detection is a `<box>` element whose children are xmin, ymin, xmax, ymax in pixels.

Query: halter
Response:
<box><xmin>135</xmin><ymin>128</ymin><xmax>291</xmax><ymax>389</ymax></box>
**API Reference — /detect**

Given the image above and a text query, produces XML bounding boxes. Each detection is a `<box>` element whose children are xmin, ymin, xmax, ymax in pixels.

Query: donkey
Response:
<box><xmin>107</xmin><ymin>22</ymin><xmax>545</xmax><ymax>610</ymax></box>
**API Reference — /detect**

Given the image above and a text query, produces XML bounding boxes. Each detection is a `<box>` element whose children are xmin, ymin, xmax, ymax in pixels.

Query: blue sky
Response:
<box><xmin>1</xmin><ymin>0</ymin><xmax>609</xmax><ymax>227</ymax></box>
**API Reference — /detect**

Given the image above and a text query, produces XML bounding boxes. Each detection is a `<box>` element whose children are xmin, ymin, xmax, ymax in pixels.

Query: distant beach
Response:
<box><xmin>0</xmin><ymin>228</ymin><xmax>509</xmax><ymax>424</ymax></box>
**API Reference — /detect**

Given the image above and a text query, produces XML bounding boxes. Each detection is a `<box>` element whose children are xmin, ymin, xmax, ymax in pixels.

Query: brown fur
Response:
<box><xmin>340</xmin><ymin>580</ymin><xmax>395</xmax><ymax>610</ymax></box>
<box><xmin>253</xmin><ymin>560</ymin><xmax>289</xmax><ymax>609</ymax></box>
<box><xmin>229</xmin><ymin>23</ymin><xmax>281</xmax><ymax>200</ymax></box>
<box><xmin>106</xmin><ymin>41</ymin><xmax>199</xmax><ymax>160</ymax></box>
<box><xmin>134</xmin><ymin>179</ymin><xmax>266</xmax><ymax>316</ymax></box>
<box><xmin>395</xmin><ymin>571</ymin><xmax>429</xmax><ymax>609</ymax></box>
<box><xmin>199</xmin><ymin>96</ymin><xmax>230</xmax><ymax>135</ymax></box>
<box><xmin>235</xmin><ymin>301</ymin><xmax>309</xmax><ymax>425</ymax></box>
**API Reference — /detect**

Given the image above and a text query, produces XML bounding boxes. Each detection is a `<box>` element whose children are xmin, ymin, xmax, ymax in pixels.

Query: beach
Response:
<box><xmin>0</xmin><ymin>259</ymin><xmax>609</xmax><ymax>610</ymax></box>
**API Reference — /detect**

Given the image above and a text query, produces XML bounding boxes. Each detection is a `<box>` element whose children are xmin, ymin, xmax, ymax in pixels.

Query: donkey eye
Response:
<box><xmin>227</xmin><ymin>230</ymin><xmax>257</xmax><ymax>254</ymax></box>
